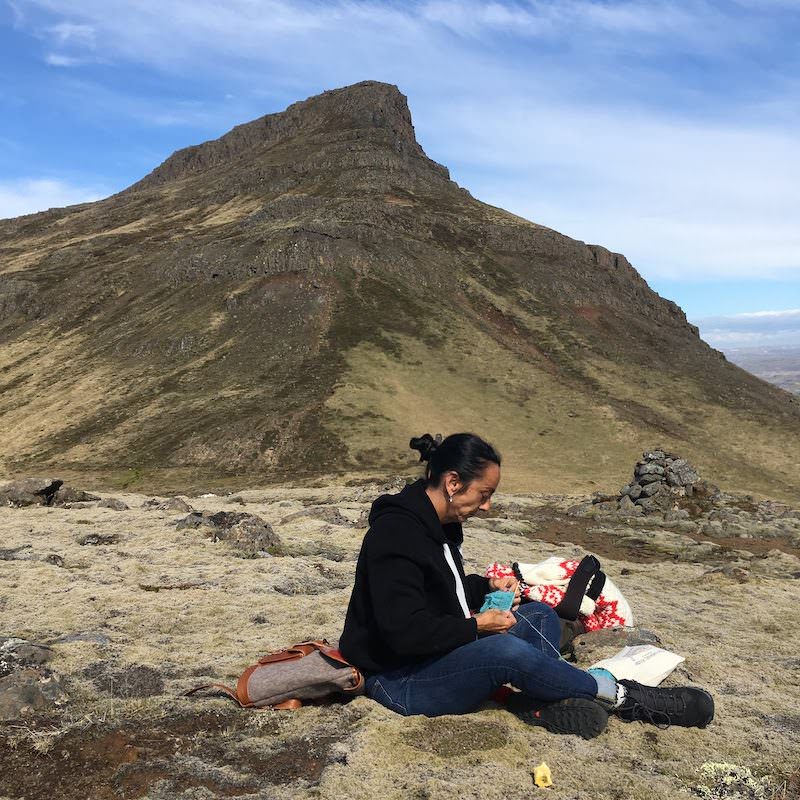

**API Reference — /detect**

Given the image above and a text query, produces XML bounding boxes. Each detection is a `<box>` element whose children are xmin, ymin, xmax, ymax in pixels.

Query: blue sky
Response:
<box><xmin>2</xmin><ymin>0</ymin><xmax>799</xmax><ymax>348</ymax></box>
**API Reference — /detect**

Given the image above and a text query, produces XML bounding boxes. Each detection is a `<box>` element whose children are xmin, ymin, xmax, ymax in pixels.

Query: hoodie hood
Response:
<box><xmin>368</xmin><ymin>479</ymin><xmax>463</xmax><ymax>546</ymax></box>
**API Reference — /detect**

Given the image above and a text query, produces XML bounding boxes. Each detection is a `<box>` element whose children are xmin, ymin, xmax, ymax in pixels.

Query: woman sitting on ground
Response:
<box><xmin>339</xmin><ymin>432</ymin><xmax>714</xmax><ymax>738</ymax></box>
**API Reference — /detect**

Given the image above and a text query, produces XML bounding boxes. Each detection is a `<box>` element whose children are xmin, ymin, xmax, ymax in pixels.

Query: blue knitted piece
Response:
<box><xmin>479</xmin><ymin>590</ymin><xmax>515</xmax><ymax>612</ymax></box>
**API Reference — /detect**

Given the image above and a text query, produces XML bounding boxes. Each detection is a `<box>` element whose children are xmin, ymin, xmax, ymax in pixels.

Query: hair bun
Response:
<box><xmin>409</xmin><ymin>433</ymin><xmax>443</xmax><ymax>462</ymax></box>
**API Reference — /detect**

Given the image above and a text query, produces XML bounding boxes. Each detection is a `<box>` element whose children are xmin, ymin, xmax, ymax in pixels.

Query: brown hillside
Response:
<box><xmin>0</xmin><ymin>81</ymin><xmax>798</xmax><ymax>498</ymax></box>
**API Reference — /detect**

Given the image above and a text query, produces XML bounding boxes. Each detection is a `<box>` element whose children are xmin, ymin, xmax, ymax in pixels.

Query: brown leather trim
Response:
<box><xmin>236</xmin><ymin>664</ymin><xmax>261</xmax><ymax>706</ymax></box>
<box><xmin>344</xmin><ymin>667</ymin><xmax>365</xmax><ymax>693</ymax></box>
<box><xmin>273</xmin><ymin>699</ymin><xmax>303</xmax><ymax>710</ymax></box>
<box><xmin>256</xmin><ymin>640</ymin><xmax>330</xmax><ymax>665</ymax></box>
<box><xmin>183</xmin><ymin>683</ymin><xmax>241</xmax><ymax>703</ymax></box>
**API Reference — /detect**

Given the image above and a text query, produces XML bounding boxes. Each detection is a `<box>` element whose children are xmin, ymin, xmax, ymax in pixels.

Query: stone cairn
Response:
<box><xmin>592</xmin><ymin>448</ymin><xmax>716</xmax><ymax>517</ymax></box>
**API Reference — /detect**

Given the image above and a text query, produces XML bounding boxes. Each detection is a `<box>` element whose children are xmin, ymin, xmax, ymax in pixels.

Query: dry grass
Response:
<box><xmin>1</xmin><ymin>483</ymin><xmax>799</xmax><ymax>799</ymax></box>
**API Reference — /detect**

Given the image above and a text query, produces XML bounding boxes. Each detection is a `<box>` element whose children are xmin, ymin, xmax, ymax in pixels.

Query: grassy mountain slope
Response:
<box><xmin>1</xmin><ymin>81</ymin><xmax>798</xmax><ymax>498</ymax></box>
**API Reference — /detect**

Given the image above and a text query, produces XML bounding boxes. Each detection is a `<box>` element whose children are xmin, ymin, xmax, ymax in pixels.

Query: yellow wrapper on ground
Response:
<box><xmin>534</xmin><ymin>762</ymin><xmax>552</xmax><ymax>788</ymax></box>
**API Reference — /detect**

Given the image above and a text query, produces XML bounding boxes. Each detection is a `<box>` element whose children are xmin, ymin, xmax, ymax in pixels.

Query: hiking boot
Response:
<box><xmin>506</xmin><ymin>694</ymin><xmax>609</xmax><ymax>739</ymax></box>
<box><xmin>615</xmin><ymin>680</ymin><xmax>715</xmax><ymax>728</ymax></box>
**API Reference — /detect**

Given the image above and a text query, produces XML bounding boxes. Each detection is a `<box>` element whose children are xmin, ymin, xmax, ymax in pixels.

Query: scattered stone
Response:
<box><xmin>617</xmin><ymin>495</ymin><xmax>642</xmax><ymax>516</ymax></box>
<box><xmin>0</xmin><ymin>668</ymin><xmax>68</xmax><ymax>722</ymax></box>
<box><xmin>0</xmin><ymin>545</ymin><xmax>35</xmax><ymax>561</ymax></box>
<box><xmin>251</xmin><ymin>613</ymin><xmax>268</xmax><ymax>624</ymax></box>
<box><xmin>226</xmin><ymin>495</ymin><xmax>246</xmax><ymax>505</ymax></box>
<box><xmin>176</xmin><ymin>510</ymin><xmax>282</xmax><ymax>556</ymax></box>
<box><xmin>49</xmin><ymin>631</ymin><xmax>111</xmax><ymax>645</ymax></box>
<box><xmin>225</xmin><ymin>516</ymin><xmax>282</xmax><ymax>557</ymax></box>
<box><xmin>0</xmin><ymin>638</ymin><xmax>53</xmax><ymax>678</ymax></box>
<box><xmin>44</xmin><ymin>553</ymin><xmax>65</xmax><ymax>567</ymax></box>
<box><xmin>143</xmin><ymin>496</ymin><xmax>193</xmax><ymax>512</ymax></box>
<box><xmin>76</xmin><ymin>532</ymin><xmax>120</xmax><ymax>546</ymax></box>
<box><xmin>98</xmin><ymin>498</ymin><xmax>129</xmax><ymax>511</ymax></box>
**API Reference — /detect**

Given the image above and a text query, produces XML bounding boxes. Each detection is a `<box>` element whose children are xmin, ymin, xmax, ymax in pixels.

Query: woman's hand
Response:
<box><xmin>474</xmin><ymin>609</ymin><xmax>516</xmax><ymax>634</ymax></box>
<box><xmin>488</xmin><ymin>576</ymin><xmax>521</xmax><ymax>610</ymax></box>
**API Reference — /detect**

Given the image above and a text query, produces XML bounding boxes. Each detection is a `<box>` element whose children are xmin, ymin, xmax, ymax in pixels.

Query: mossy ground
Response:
<box><xmin>1</xmin><ymin>482</ymin><xmax>799</xmax><ymax>799</ymax></box>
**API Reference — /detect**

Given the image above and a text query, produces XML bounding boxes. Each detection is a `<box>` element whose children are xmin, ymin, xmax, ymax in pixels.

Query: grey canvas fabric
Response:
<box><xmin>245</xmin><ymin>650</ymin><xmax>364</xmax><ymax>707</ymax></box>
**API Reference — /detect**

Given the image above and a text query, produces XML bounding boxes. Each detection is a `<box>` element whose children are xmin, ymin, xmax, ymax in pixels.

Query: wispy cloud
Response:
<box><xmin>0</xmin><ymin>178</ymin><xmax>108</xmax><ymax>219</ymax></box>
<box><xmin>44</xmin><ymin>52</ymin><xmax>86</xmax><ymax>67</ymax></box>
<box><xmin>695</xmin><ymin>309</ymin><xmax>800</xmax><ymax>348</ymax></box>
<box><xmin>7</xmin><ymin>0</ymin><xmax>800</xmax><ymax>285</ymax></box>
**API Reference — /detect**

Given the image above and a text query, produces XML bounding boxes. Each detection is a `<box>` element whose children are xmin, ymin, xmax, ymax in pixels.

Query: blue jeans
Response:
<box><xmin>365</xmin><ymin>601</ymin><xmax>598</xmax><ymax>716</ymax></box>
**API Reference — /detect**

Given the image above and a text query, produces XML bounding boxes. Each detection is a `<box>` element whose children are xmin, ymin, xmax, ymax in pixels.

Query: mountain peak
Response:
<box><xmin>127</xmin><ymin>81</ymin><xmax>428</xmax><ymax>192</ymax></box>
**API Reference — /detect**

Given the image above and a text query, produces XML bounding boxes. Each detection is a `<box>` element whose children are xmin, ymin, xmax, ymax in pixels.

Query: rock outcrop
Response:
<box><xmin>176</xmin><ymin>510</ymin><xmax>282</xmax><ymax>557</ymax></box>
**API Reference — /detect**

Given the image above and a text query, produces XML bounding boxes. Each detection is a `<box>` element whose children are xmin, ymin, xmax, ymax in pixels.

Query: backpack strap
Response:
<box><xmin>183</xmin><ymin>682</ymin><xmax>241</xmax><ymax>704</ymax></box>
<box><xmin>554</xmin><ymin>555</ymin><xmax>602</xmax><ymax>621</ymax></box>
<box><xmin>586</xmin><ymin>570</ymin><xmax>606</xmax><ymax>601</ymax></box>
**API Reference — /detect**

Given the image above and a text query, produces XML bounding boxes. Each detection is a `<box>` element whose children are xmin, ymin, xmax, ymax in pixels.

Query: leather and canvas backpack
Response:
<box><xmin>185</xmin><ymin>640</ymin><xmax>365</xmax><ymax>710</ymax></box>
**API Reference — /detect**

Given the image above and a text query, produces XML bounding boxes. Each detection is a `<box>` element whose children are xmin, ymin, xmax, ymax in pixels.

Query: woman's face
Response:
<box><xmin>444</xmin><ymin>461</ymin><xmax>501</xmax><ymax>523</ymax></box>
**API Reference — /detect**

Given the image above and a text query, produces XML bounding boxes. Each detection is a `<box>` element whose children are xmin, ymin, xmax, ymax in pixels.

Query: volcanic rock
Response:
<box><xmin>0</xmin><ymin>639</ymin><xmax>53</xmax><ymax>678</ymax></box>
<box><xmin>98</xmin><ymin>497</ymin><xmax>129</xmax><ymax>510</ymax></box>
<box><xmin>0</xmin><ymin>668</ymin><xmax>67</xmax><ymax>722</ymax></box>
<box><xmin>175</xmin><ymin>510</ymin><xmax>282</xmax><ymax>556</ymax></box>
<box><xmin>0</xmin><ymin>478</ymin><xmax>63</xmax><ymax>507</ymax></box>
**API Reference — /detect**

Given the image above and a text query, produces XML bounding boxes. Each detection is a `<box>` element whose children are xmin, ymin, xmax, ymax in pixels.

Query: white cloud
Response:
<box><xmin>0</xmin><ymin>178</ymin><xmax>107</xmax><ymax>220</ymax></box>
<box><xmin>695</xmin><ymin>309</ymin><xmax>800</xmax><ymax>347</ymax></box>
<box><xmin>44</xmin><ymin>52</ymin><xmax>85</xmax><ymax>66</ymax></box>
<box><xmin>10</xmin><ymin>0</ymin><xmax>800</xmax><ymax>283</ymax></box>
<box><xmin>47</xmin><ymin>21</ymin><xmax>95</xmax><ymax>47</ymax></box>
<box><xmin>425</xmin><ymin>99</ymin><xmax>800</xmax><ymax>280</ymax></box>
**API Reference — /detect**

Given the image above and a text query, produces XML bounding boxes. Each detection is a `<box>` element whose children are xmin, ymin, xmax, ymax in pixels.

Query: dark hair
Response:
<box><xmin>409</xmin><ymin>432</ymin><xmax>501</xmax><ymax>487</ymax></box>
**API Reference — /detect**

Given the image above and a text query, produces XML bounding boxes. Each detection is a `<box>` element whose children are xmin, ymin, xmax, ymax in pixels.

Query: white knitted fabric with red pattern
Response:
<box><xmin>485</xmin><ymin>557</ymin><xmax>633</xmax><ymax>631</ymax></box>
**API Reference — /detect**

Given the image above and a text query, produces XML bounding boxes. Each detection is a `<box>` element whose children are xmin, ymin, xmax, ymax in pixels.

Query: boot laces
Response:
<box><xmin>621</xmin><ymin>685</ymin><xmax>687</xmax><ymax>729</ymax></box>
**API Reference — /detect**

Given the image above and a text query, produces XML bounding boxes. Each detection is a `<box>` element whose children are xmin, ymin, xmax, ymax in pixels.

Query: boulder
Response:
<box><xmin>224</xmin><ymin>517</ymin><xmax>282</xmax><ymax>557</ymax></box>
<box><xmin>98</xmin><ymin>497</ymin><xmax>129</xmax><ymax>511</ymax></box>
<box><xmin>53</xmin><ymin>485</ymin><xmax>101</xmax><ymax>505</ymax></box>
<box><xmin>0</xmin><ymin>668</ymin><xmax>67</xmax><ymax>722</ymax></box>
<box><xmin>0</xmin><ymin>477</ymin><xmax>63</xmax><ymax>507</ymax></box>
<box><xmin>177</xmin><ymin>510</ymin><xmax>282</xmax><ymax>556</ymax></box>
<box><xmin>144</xmin><ymin>496</ymin><xmax>193</xmax><ymax>512</ymax></box>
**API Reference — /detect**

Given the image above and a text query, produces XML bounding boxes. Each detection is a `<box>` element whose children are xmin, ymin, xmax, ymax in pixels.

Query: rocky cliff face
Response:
<box><xmin>1</xmin><ymin>81</ymin><xmax>798</xmax><ymax>496</ymax></box>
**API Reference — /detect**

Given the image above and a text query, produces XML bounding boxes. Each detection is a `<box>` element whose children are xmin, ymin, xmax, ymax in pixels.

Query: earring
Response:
<box><xmin>448</xmin><ymin>493</ymin><xmax>453</xmax><ymax>503</ymax></box>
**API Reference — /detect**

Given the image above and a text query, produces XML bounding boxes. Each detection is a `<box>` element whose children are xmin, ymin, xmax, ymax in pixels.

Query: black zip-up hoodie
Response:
<box><xmin>339</xmin><ymin>479</ymin><xmax>491</xmax><ymax>674</ymax></box>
